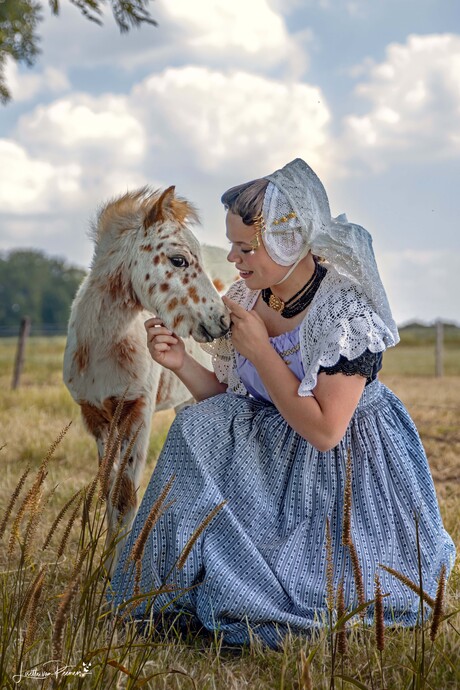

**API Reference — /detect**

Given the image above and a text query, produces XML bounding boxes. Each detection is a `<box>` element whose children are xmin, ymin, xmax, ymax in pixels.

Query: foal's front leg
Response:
<box><xmin>105</xmin><ymin>398</ymin><xmax>153</xmax><ymax>576</ymax></box>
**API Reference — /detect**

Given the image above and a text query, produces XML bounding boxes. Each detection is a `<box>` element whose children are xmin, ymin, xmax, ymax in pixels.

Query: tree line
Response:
<box><xmin>0</xmin><ymin>249</ymin><xmax>86</xmax><ymax>335</ymax></box>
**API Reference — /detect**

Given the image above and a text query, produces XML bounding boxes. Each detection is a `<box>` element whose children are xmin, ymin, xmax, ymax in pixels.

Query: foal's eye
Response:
<box><xmin>169</xmin><ymin>255</ymin><xmax>189</xmax><ymax>268</ymax></box>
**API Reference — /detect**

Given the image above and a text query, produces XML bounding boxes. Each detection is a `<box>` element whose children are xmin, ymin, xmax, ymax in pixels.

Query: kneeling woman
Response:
<box><xmin>108</xmin><ymin>158</ymin><xmax>455</xmax><ymax>648</ymax></box>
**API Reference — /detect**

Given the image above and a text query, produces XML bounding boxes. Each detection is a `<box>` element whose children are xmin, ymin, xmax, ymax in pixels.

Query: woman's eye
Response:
<box><xmin>169</xmin><ymin>256</ymin><xmax>189</xmax><ymax>268</ymax></box>
<box><xmin>241</xmin><ymin>248</ymin><xmax>254</xmax><ymax>254</ymax></box>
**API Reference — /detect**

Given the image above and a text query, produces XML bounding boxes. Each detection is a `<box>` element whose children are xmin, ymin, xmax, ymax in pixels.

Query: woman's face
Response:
<box><xmin>226</xmin><ymin>211</ymin><xmax>288</xmax><ymax>289</ymax></box>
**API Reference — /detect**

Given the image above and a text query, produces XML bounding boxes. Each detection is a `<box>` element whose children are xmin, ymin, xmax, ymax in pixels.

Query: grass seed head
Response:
<box><xmin>325</xmin><ymin>517</ymin><xmax>335</xmax><ymax>613</ymax></box>
<box><xmin>430</xmin><ymin>563</ymin><xmax>446</xmax><ymax>642</ymax></box>
<box><xmin>348</xmin><ymin>541</ymin><xmax>366</xmax><ymax>616</ymax></box>
<box><xmin>336</xmin><ymin>577</ymin><xmax>348</xmax><ymax>655</ymax></box>
<box><xmin>341</xmin><ymin>448</ymin><xmax>353</xmax><ymax>547</ymax></box>
<box><xmin>176</xmin><ymin>501</ymin><xmax>226</xmax><ymax>570</ymax></box>
<box><xmin>379</xmin><ymin>564</ymin><xmax>435</xmax><ymax>608</ymax></box>
<box><xmin>128</xmin><ymin>475</ymin><xmax>176</xmax><ymax>566</ymax></box>
<box><xmin>374</xmin><ymin>571</ymin><xmax>385</xmax><ymax>652</ymax></box>
<box><xmin>0</xmin><ymin>466</ymin><xmax>31</xmax><ymax>540</ymax></box>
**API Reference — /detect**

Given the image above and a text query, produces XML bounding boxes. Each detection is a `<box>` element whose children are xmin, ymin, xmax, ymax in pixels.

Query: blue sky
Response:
<box><xmin>0</xmin><ymin>0</ymin><xmax>459</xmax><ymax>324</ymax></box>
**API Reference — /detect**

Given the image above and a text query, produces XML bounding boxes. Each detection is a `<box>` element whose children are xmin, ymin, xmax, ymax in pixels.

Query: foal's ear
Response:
<box><xmin>143</xmin><ymin>185</ymin><xmax>176</xmax><ymax>230</ymax></box>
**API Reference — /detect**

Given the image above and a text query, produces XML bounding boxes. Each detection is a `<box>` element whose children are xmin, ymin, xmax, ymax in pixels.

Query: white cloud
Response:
<box><xmin>9</xmin><ymin>66</ymin><xmax>332</xmax><ymax>201</ymax></box>
<box><xmin>1</xmin><ymin>65</ymin><xmax>333</xmax><ymax>270</ymax></box>
<box><xmin>133</xmin><ymin>66</ymin><xmax>331</xmax><ymax>176</ymax></box>
<box><xmin>0</xmin><ymin>140</ymin><xmax>81</xmax><ymax>213</ymax></box>
<box><xmin>4</xmin><ymin>58</ymin><xmax>70</xmax><ymax>102</ymax></box>
<box><xmin>342</xmin><ymin>34</ymin><xmax>460</xmax><ymax>168</ymax></box>
<box><xmin>157</xmin><ymin>0</ymin><xmax>309</xmax><ymax>77</ymax></box>
<box><xmin>164</xmin><ymin>0</ymin><xmax>293</xmax><ymax>63</ymax></box>
<box><xmin>36</xmin><ymin>0</ymin><xmax>308</xmax><ymax>79</ymax></box>
<box><xmin>0</xmin><ymin>94</ymin><xmax>148</xmax><ymax>221</ymax></box>
<box><xmin>16</xmin><ymin>95</ymin><xmax>145</xmax><ymax>162</ymax></box>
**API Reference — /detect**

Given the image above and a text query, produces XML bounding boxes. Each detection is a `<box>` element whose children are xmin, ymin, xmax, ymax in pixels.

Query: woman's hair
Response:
<box><xmin>220</xmin><ymin>178</ymin><xmax>269</xmax><ymax>226</ymax></box>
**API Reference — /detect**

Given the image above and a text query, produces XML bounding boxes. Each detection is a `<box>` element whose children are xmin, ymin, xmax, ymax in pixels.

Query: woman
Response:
<box><xmin>109</xmin><ymin>158</ymin><xmax>455</xmax><ymax>648</ymax></box>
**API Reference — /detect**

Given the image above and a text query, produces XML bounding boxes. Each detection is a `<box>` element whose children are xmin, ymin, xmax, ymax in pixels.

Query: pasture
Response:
<box><xmin>0</xmin><ymin>336</ymin><xmax>459</xmax><ymax>689</ymax></box>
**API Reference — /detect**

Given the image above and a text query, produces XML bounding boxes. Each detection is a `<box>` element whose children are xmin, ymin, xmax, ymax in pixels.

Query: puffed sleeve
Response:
<box><xmin>298</xmin><ymin>269</ymin><xmax>398</xmax><ymax>397</ymax></box>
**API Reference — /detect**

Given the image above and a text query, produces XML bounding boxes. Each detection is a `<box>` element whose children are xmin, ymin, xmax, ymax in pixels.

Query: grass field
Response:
<box><xmin>0</xmin><ymin>336</ymin><xmax>459</xmax><ymax>689</ymax></box>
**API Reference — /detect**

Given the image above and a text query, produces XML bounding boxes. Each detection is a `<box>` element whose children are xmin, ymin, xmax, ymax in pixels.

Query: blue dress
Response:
<box><xmin>108</xmin><ymin>278</ymin><xmax>456</xmax><ymax>648</ymax></box>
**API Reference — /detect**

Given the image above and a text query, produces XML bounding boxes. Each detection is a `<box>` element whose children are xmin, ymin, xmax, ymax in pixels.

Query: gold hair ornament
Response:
<box><xmin>249</xmin><ymin>211</ymin><xmax>266</xmax><ymax>251</ymax></box>
<box><xmin>273</xmin><ymin>211</ymin><xmax>296</xmax><ymax>226</ymax></box>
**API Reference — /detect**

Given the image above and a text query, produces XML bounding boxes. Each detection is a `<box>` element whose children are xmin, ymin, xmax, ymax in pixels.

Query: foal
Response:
<box><xmin>63</xmin><ymin>186</ymin><xmax>230</xmax><ymax>572</ymax></box>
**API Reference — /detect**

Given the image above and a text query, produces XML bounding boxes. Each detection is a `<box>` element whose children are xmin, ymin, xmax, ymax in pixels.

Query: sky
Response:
<box><xmin>0</xmin><ymin>0</ymin><xmax>459</xmax><ymax>325</ymax></box>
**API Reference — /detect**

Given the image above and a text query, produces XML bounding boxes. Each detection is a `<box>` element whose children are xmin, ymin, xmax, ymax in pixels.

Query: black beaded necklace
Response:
<box><xmin>262</xmin><ymin>261</ymin><xmax>326</xmax><ymax>318</ymax></box>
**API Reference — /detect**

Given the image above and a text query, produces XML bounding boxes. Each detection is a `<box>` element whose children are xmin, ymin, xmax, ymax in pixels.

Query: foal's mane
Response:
<box><xmin>91</xmin><ymin>186</ymin><xmax>200</xmax><ymax>241</ymax></box>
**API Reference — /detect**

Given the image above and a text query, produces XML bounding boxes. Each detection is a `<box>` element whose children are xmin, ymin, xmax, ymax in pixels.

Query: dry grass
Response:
<box><xmin>0</xmin><ymin>336</ymin><xmax>459</xmax><ymax>689</ymax></box>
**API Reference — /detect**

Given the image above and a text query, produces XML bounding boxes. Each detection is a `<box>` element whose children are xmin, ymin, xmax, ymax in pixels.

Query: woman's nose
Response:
<box><xmin>227</xmin><ymin>247</ymin><xmax>239</xmax><ymax>263</ymax></box>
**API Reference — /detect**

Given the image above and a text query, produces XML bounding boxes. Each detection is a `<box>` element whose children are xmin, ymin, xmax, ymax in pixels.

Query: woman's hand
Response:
<box><xmin>145</xmin><ymin>317</ymin><xmax>185</xmax><ymax>371</ymax></box>
<box><xmin>222</xmin><ymin>297</ymin><xmax>271</xmax><ymax>363</ymax></box>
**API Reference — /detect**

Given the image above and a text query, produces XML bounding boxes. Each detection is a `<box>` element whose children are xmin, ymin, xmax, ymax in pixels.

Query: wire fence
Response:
<box><xmin>0</xmin><ymin>323</ymin><xmax>68</xmax><ymax>337</ymax></box>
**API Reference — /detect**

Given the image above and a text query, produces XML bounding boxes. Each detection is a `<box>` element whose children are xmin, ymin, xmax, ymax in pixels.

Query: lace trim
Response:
<box><xmin>318</xmin><ymin>350</ymin><xmax>382</xmax><ymax>384</ymax></box>
<box><xmin>297</xmin><ymin>266</ymin><xmax>396</xmax><ymax>397</ymax></box>
<box><xmin>201</xmin><ymin>267</ymin><xmax>396</xmax><ymax>398</ymax></box>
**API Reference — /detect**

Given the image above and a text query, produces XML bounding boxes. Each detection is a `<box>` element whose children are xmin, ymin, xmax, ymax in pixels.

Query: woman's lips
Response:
<box><xmin>239</xmin><ymin>270</ymin><xmax>253</xmax><ymax>278</ymax></box>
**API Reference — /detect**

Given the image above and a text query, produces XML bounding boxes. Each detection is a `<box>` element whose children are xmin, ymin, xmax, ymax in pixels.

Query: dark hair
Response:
<box><xmin>220</xmin><ymin>178</ymin><xmax>269</xmax><ymax>226</ymax></box>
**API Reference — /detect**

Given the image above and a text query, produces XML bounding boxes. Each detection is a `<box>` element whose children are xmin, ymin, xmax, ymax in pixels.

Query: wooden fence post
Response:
<box><xmin>12</xmin><ymin>316</ymin><xmax>31</xmax><ymax>390</ymax></box>
<box><xmin>435</xmin><ymin>319</ymin><xmax>443</xmax><ymax>378</ymax></box>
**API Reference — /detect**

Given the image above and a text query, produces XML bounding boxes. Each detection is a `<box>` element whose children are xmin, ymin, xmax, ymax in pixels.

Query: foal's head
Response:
<box><xmin>92</xmin><ymin>186</ymin><xmax>230</xmax><ymax>342</ymax></box>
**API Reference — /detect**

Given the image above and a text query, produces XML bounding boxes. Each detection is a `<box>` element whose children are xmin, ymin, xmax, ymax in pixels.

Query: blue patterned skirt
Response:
<box><xmin>108</xmin><ymin>380</ymin><xmax>455</xmax><ymax>647</ymax></box>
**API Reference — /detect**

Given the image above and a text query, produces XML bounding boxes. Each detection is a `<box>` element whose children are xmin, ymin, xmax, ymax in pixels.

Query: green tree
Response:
<box><xmin>0</xmin><ymin>0</ymin><xmax>156</xmax><ymax>103</ymax></box>
<box><xmin>0</xmin><ymin>249</ymin><xmax>86</xmax><ymax>334</ymax></box>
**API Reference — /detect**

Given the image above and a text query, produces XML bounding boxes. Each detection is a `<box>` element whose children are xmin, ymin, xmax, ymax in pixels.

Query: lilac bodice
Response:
<box><xmin>235</xmin><ymin>325</ymin><xmax>304</xmax><ymax>403</ymax></box>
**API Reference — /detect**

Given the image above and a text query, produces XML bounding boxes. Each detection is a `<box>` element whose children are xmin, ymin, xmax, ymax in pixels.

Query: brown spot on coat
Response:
<box><xmin>100</xmin><ymin>396</ymin><xmax>146</xmax><ymax>437</ymax></box>
<box><xmin>180</xmin><ymin>296</ymin><xmax>188</xmax><ymax>305</ymax></box>
<box><xmin>106</xmin><ymin>268</ymin><xmax>141</xmax><ymax>310</ymax></box>
<box><xmin>80</xmin><ymin>401</ymin><xmax>109</xmax><ymax>436</ymax></box>
<box><xmin>116</xmin><ymin>474</ymin><xmax>137</xmax><ymax>515</ymax></box>
<box><xmin>145</xmin><ymin>273</ymin><xmax>150</xmax><ymax>281</ymax></box>
<box><xmin>155</xmin><ymin>372</ymin><xmax>175</xmax><ymax>407</ymax></box>
<box><xmin>160</xmin><ymin>283</ymin><xmax>169</xmax><ymax>292</ymax></box>
<box><xmin>168</xmin><ymin>298</ymin><xmax>178</xmax><ymax>311</ymax></box>
<box><xmin>73</xmin><ymin>343</ymin><xmax>89</xmax><ymax>372</ymax></box>
<box><xmin>153</xmin><ymin>255</ymin><xmax>160</xmax><ymax>265</ymax></box>
<box><xmin>188</xmin><ymin>286</ymin><xmax>200</xmax><ymax>304</ymax></box>
<box><xmin>141</xmin><ymin>244</ymin><xmax>153</xmax><ymax>251</ymax></box>
<box><xmin>173</xmin><ymin>314</ymin><xmax>184</xmax><ymax>329</ymax></box>
<box><xmin>111</xmin><ymin>338</ymin><xmax>137</xmax><ymax>369</ymax></box>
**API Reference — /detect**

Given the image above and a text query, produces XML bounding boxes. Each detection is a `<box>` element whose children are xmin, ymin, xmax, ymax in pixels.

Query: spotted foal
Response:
<box><xmin>63</xmin><ymin>186</ymin><xmax>230</xmax><ymax>573</ymax></box>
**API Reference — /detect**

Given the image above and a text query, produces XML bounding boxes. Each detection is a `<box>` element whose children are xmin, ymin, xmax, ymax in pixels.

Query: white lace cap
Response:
<box><xmin>263</xmin><ymin>158</ymin><xmax>399</xmax><ymax>343</ymax></box>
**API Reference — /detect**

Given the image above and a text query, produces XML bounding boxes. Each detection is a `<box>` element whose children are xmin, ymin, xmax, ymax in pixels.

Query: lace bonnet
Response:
<box><xmin>261</xmin><ymin>158</ymin><xmax>399</xmax><ymax>342</ymax></box>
